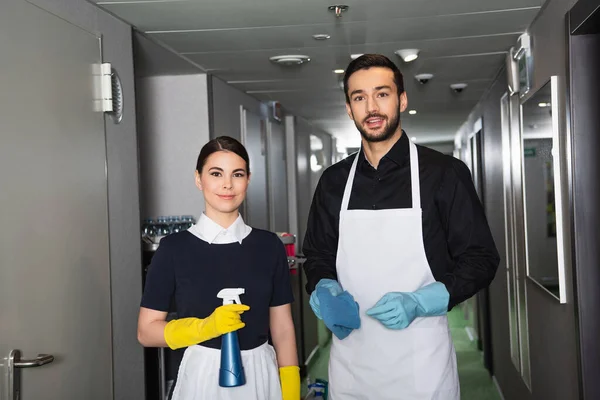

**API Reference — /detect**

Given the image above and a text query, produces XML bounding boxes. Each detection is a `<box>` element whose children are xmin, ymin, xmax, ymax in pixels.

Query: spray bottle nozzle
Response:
<box><xmin>217</xmin><ymin>288</ymin><xmax>245</xmax><ymax>305</ymax></box>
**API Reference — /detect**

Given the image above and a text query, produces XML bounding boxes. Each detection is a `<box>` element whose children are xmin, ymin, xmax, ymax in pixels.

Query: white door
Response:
<box><xmin>0</xmin><ymin>0</ymin><xmax>113</xmax><ymax>399</ymax></box>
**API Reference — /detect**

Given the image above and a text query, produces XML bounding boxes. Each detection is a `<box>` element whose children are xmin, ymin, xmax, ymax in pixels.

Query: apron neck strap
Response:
<box><xmin>340</xmin><ymin>139</ymin><xmax>422</xmax><ymax>211</ymax></box>
<box><xmin>340</xmin><ymin>151</ymin><xmax>359</xmax><ymax>211</ymax></box>
<box><xmin>409</xmin><ymin>140</ymin><xmax>420</xmax><ymax>209</ymax></box>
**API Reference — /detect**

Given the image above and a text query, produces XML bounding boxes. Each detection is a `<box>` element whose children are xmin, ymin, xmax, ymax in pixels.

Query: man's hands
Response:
<box><xmin>366</xmin><ymin>282</ymin><xmax>450</xmax><ymax>329</ymax></box>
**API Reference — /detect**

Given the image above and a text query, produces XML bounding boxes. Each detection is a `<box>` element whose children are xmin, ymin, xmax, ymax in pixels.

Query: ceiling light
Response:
<box><xmin>538</xmin><ymin>102</ymin><xmax>551</xmax><ymax>108</ymax></box>
<box><xmin>334</xmin><ymin>69</ymin><xmax>345</xmax><ymax>74</ymax></box>
<box><xmin>351</xmin><ymin>54</ymin><xmax>363</xmax><ymax>60</ymax></box>
<box><xmin>395</xmin><ymin>49</ymin><xmax>420</xmax><ymax>62</ymax></box>
<box><xmin>409</xmin><ymin>110</ymin><xmax>417</xmax><ymax>115</ymax></box>
<box><xmin>313</xmin><ymin>34</ymin><xmax>331</xmax><ymax>40</ymax></box>
<box><xmin>411</xmin><ymin>137</ymin><xmax>417</xmax><ymax>142</ymax></box>
<box><xmin>269</xmin><ymin>55</ymin><xmax>311</xmax><ymax>66</ymax></box>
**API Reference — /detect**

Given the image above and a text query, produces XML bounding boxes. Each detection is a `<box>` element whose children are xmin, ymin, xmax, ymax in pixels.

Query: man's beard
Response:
<box><xmin>353</xmin><ymin>110</ymin><xmax>401</xmax><ymax>143</ymax></box>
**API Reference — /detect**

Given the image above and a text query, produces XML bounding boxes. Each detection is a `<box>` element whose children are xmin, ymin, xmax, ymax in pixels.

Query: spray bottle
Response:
<box><xmin>217</xmin><ymin>288</ymin><xmax>246</xmax><ymax>387</ymax></box>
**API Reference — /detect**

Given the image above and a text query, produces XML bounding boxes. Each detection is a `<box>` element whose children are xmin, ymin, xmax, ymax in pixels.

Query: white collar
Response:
<box><xmin>188</xmin><ymin>213</ymin><xmax>252</xmax><ymax>245</ymax></box>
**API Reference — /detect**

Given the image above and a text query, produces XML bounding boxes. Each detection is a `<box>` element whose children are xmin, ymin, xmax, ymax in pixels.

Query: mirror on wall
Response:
<box><xmin>520</xmin><ymin>76</ymin><xmax>570</xmax><ymax>303</ymax></box>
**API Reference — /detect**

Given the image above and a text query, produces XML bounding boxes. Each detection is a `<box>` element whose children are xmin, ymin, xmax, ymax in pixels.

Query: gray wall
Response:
<box><xmin>568</xmin><ymin>25</ymin><xmax>600</xmax><ymax>399</ymax></box>
<box><xmin>210</xmin><ymin>75</ymin><xmax>265</xmax><ymax>141</ymax></box>
<box><xmin>294</xmin><ymin>117</ymin><xmax>315</xmax><ymax>249</ymax></box>
<box><xmin>285</xmin><ymin>116</ymin><xmax>300</xmax><ymax>239</ymax></box>
<box><xmin>133</xmin><ymin>31</ymin><xmax>206</xmax><ymax>78</ymax></box>
<box><xmin>24</xmin><ymin>0</ymin><xmax>145</xmax><ymax>398</ymax></box>
<box><xmin>136</xmin><ymin>74</ymin><xmax>210</xmax><ymax>221</ymax></box>
<box><xmin>289</xmin><ymin>115</ymin><xmax>334</xmax><ymax>367</ymax></box>
<box><xmin>293</xmin><ymin>115</ymin><xmax>334</xmax><ymax>249</ymax></box>
<box><xmin>309</xmin><ymin>132</ymin><xmax>333</xmax><ymax>196</ymax></box>
<box><xmin>422</xmin><ymin>141</ymin><xmax>455</xmax><ymax>156</ymax></box>
<box><xmin>455</xmin><ymin>0</ymin><xmax>581</xmax><ymax>399</ymax></box>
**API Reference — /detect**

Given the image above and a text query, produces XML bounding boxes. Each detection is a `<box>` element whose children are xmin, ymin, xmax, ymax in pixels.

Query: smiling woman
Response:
<box><xmin>137</xmin><ymin>136</ymin><xmax>301</xmax><ymax>400</ymax></box>
<box><xmin>194</xmin><ymin>136</ymin><xmax>252</xmax><ymax>225</ymax></box>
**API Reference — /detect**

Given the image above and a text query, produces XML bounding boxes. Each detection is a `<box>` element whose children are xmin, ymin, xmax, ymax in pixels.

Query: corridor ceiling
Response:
<box><xmin>93</xmin><ymin>0</ymin><xmax>545</xmax><ymax>148</ymax></box>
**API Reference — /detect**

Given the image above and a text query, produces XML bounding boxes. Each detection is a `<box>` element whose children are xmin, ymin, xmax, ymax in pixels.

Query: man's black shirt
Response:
<box><xmin>302</xmin><ymin>132</ymin><xmax>500</xmax><ymax>309</ymax></box>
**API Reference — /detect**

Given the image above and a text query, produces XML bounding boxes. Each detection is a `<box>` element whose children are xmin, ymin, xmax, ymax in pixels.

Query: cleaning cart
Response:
<box><xmin>304</xmin><ymin>379</ymin><xmax>328</xmax><ymax>399</ymax></box>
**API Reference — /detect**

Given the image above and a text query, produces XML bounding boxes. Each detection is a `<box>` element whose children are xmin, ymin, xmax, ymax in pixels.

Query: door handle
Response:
<box><xmin>7</xmin><ymin>350</ymin><xmax>55</xmax><ymax>400</ymax></box>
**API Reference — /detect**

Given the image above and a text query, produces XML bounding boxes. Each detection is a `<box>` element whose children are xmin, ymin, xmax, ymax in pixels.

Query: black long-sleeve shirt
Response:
<box><xmin>302</xmin><ymin>132</ymin><xmax>499</xmax><ymax>310</ymax></box>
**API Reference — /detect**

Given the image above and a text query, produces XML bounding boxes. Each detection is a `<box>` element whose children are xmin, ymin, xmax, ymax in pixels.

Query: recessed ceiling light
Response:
<box><xmin>334</xmin><ymin>69</ymin><xmax>345</xmax><ymax>74</ymax></box>
<box><xmin>395</xmin><ymin>49</ymin><xmax>420</xmax><ymax>62</ymax></box>
<box><xmin>538</xmin><ymin>102</ymin><xmax>551</xmax><ymax>108</ymax></box>
<box><xmin>409</xmin><ymin>110</ymin><xmax>417</xmax><ymax>115</ymax></box>
<box><xmin>269</xmin><ymin>55</ymin><xmax>311</xmax><ymax>66</ymax></box>
<box><xmin>313</xmin><ymin>34</ymin><xmax>331</xmax><ymax>40</ymax></box>
<box><xmin>351</xmin><ymin>54</ymin><xmax>363</xmax><ymax>60</ymax></box>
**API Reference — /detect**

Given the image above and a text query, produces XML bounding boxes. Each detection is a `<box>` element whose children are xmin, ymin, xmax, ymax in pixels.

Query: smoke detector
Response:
<box><xmin>328</xmin><ymin>5</ymin><xmax>349</xmax><ymax>18</ymax></box>
<box><xmin>450</xmin><ymin>83</ymin><xmax>468</xmax><ymax>93</ymax></box>
<box><xmin>269</xmin><ymin>55</ymin><xmax>311</xmax><ymax>66</ymax></box>
<box><xmin>415</xmin><ymin>73</ymin><xmax>434</xmax><ymax>84</ymax></box>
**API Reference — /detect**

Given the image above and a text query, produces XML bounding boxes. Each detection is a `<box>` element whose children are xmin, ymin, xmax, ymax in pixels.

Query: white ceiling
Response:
<box><xmin>94</xmin><ymin>0</ymin><xmax>544</xmax><ymax>148</ymax></box>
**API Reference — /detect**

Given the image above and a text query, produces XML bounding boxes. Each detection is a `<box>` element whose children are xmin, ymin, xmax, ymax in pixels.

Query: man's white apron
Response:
<box><xmin>328</xmin><ymin>140</ymin><xmax>460</xmax><ymax>399</ymax></box>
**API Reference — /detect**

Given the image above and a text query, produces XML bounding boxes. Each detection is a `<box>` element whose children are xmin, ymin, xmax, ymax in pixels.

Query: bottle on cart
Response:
<box><xmin>142</xmin><ymin>218</ymin><xmax>156</xmax><ymax>239</ymax></box>
<box><xmin>156</xmin><ymin>216</ymin><xmax>170</xmax><ymax>238</ymax></box>
<box><xmin>182</xmin><ymin>215</ymin><xmax>195</xmax><ymax>230</ymax></box>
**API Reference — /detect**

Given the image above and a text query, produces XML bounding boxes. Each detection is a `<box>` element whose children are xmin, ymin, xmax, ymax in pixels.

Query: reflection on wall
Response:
<box><xmin>310</xmin><ymin>134</ymin><xmax>324</xmax><ymax>173</ymax></box>
<box><xmin>310</xmin><ymin>134</ymin><xmax>326</xmax><ymax>195</ymax></box>
<box><xmin>425</xmin><ymin>141</ymin><xmax>455</xmax><ymax>156</ymax></box>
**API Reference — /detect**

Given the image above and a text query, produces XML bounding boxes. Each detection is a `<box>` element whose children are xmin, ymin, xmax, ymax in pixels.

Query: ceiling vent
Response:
<box><xmin>269</xmin><ymin>55</ymin><xmax>311</xmax><ymax>66</ymax></box>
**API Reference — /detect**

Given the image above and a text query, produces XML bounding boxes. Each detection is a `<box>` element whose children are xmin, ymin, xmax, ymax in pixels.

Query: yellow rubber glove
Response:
<box><xmin>279</xmin><ymin>365</ymin><xmax>300</xmax><ymax>400</ymax></box>
<box><xmin>163</xmin><ymin>304</ymin><xmax>250</xmax><ymax>350</ymax></box>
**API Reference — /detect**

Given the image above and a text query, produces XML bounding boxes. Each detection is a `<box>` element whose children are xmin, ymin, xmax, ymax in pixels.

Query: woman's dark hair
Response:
<box><xmin>343</xmin><ymin>54</ymin><xmax>405</xmax><ymax>103</ymax></box>
<box><xmin>195</xmin><ymin>136</ymin><xmax>250</xmax><ymax>174</ymax></box>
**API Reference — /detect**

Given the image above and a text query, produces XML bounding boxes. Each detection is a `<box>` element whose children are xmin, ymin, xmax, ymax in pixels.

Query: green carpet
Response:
<box><xmin>448</xmin><ymin>308</ymin><xmax>502</xmax><ymax>400</ymax></box>
<box><xmin>303</xmin><ymin>309</ymin><xmax>501</xmax><ymax>399</ymax></box>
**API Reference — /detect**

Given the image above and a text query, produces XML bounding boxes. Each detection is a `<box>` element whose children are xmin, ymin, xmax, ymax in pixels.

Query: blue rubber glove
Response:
<box><xmin>366</xmin><ymin>282</ymin><xmax>450</xmax><ymax>329</ymax></box>
<box><xmin>316</xmin><ymin>286</ymin><xmax>361</xmax><ymax>340</ymax></box>
<box><xmin>309</xmin><ymin>279</ymin><xmax>343</xmax><ymax>320</ymax></box>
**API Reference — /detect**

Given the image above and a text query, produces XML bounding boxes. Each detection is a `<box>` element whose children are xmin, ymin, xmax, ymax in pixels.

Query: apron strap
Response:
<box><xmin>340</xmin><ymin>138</ymin><xmax>422</xmax><ymax>211</ymax></box>
<box><xmin>340</xmin><ymin>150</ymin><xmax>360</xmax><ymax>211</ymax></box>
<box><xmin>409</xmin><ymin>140</ymin><xmax>420</xmax><ymax>209</ymax></box>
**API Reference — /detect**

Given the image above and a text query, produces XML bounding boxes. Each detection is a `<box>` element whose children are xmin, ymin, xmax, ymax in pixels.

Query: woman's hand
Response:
<box><xmin>270</xmin><ymin>304</ymin><xmax>300</xmax><ymax>400</ymax></box>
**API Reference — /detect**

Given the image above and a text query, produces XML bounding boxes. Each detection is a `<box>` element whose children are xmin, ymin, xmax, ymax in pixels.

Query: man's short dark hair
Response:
<box><xmin>343</xmin><ymin>54</ymin><xmax>405</xmax><ymax>103</ymax></box>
